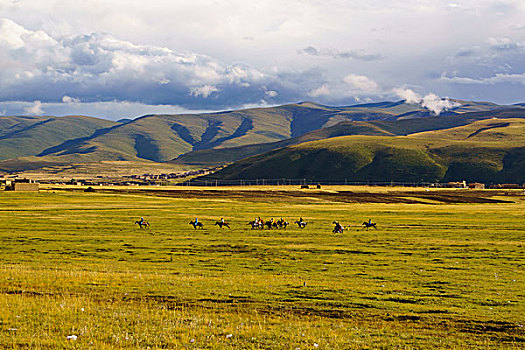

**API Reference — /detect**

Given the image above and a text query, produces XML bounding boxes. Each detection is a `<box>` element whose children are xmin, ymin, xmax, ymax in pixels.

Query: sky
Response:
<box><xmin>1</xmin><ymin>0</ymin><xmax>525</xmax><ymax>120</ymax></box>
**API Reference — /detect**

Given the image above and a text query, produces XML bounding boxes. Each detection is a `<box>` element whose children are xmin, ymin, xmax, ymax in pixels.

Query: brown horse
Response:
<box><xmin>135</xmin><ymin>220</ymin><xmax>150</xmax><ymax>229</ymax></box>
<box><xmin>362</xmin><ymin>221</ymin><xmax>377</xmax><ymax>230</ymax></box>
<box><xmin>295</xmin><ymin>220</ymin><xmax>307</xmax><ymax>229</ymax></box>
<box><xmin>332</xmin><ymin>221</ymin><xmax>344</xmax><ymax>233</ymax></box>
<box><xmin>189</xmin><ymin>220</ymin><xmax>204</xmax><ymax>229</ymax></box>
<box><xmin>276</xmin><ymin>219</ymin><xmax>289</xmax><ymax>229</ymax></box>
<box><xmin>264</xmin><ymin>220</ymin><xmax>275</xmax><ymax>229</ymax></box>
<box><xmin>248</xmin><ymin>221</ymin><xmax>263</xmax><ymax>229</ymax></box>
<box><xmin>215</xmin><ymin>221</ymin><xmax>230</xmax><ymax>229</ymax></box>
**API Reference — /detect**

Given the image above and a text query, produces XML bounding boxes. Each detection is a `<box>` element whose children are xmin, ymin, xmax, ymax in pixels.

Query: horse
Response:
<box><xmin>215</xmin><ymin>221</ymin><xmax>230</xmax><ymax>229</ymax></box>
<box><xmin>332</xmin><ymin>221</ymin><xmax>344</xmax><ymax>233</ymax></box>
<box><xmin>248</xmin><ymin>221</ymin><xmax>263</xmax><ymax>229</ymax></box>
<box><xmin>276</xmin><ymin>220</ymin><xmax>289</xmax><ymax>229</ymax></box>
<box><xmin>189</xmin><ymin>220</ymin><xmax>204</xmax><ymax>229</ymax></box>
<box><xmin>362</xmin><ymin>221</ymin><xmax>377</xmax><ymax>230</ymax></box>
<box><xmin>294</xmin><ymin>220</ymin><xmax>307</xmax><ymax>229</ymax></box>
<box><xmin>263</xmin><ymin>220</ymin><xmax>277</xmax><ymax>229</ymax></box>
<box><xmin>135</xmin><ymin>220</ymin><xmax>150</xmax><ymax>229</ymax></box>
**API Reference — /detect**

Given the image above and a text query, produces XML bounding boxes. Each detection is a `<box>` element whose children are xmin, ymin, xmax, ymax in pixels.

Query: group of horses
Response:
<box><xmin>247</xmin><ymin>218</ymin><xmax>306</xmax><ymax>230</ymax></box>
<box><xmin>188</xmin><ymin>219</ymin><xmax>230</xmax><ymax>229</ymax></box>
<box><xmin>137</xmin><ymin>218</ymin><xmax>375</xmax><ymax>232</ymax></box>
<box><xmin>189</xmin><ymin>218</ymin><xmax>305</xmax><ymax>230</ymax></box>
<box><xmin>333</xmin><ymin>220</ymin><xmax>377</xmax><ymax>233</ymax></box>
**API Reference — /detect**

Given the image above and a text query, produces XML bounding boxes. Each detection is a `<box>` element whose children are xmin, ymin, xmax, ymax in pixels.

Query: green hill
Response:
<box><xmin>0</xmin><ymin>100</ymin><xmax>523</xmax><ymax>173</ymax></box>
<box><xmin>202</xmin><ymin>118</ymin><xmax>525</xmax><ymax>184</ymax></box>
<box><xmin>0</xmin><ymin>102</ymin><xmax>406</xmax><ymax>165</ymax></box>
<box><xmin>37</xmin><ymin>102</ymin><xmax>412</xmax><ymax>163</ymax></box>
<box><xmin>13</xmin><ymin>100</ymin><xmax>509</xmax><ymax>163</ymax></box>
<box><xmin>173</xmin><ymin>108</ymin><xmax>525</xmax><ymax>167</ymax></box>
<box><xmin>0</xmin><ymin>116</ymin><xmax>118</xmax><ymax>161</ymax></box>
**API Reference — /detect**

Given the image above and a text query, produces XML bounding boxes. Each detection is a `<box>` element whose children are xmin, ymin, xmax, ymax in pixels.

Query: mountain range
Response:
<box><xmin>1</xmin><ymin>99</ymin><xmax>524</xmax><ymax>183</ymax></box>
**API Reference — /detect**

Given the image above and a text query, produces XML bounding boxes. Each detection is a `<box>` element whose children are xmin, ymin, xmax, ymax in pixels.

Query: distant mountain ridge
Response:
<box><xmin>202</xmin><ymin>118</ymin><xmax>525</xmax><ymax>184</ymax></box>
<box><xmin>173</xmin><ymin>107</ymin><xmax>525</xmax><ymax>166</ymax></box>
<box><xmin>0</xmin><ymin>100</ymin><xmax>524</xmax><ymax>173</ymax></box>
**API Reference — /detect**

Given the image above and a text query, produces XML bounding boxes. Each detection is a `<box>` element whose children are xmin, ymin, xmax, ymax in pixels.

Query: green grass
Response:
<box><xmin>0</xmin><ymin>187</ymin><xmax>524</xmax><ymax>348</ymax></box>
<box><xmin>0</xmin><ymin>116</ymin><xmax>117</xmax><ymax>162</ymax></box>
<box><xmin>1</xmin><ymin>160</ymin><xmax>199</xmax><ymax>182</ymax></box>
<box><xmin>174</xmin><ymin>111</ymin><xmax>525</xmax><ymax>168</ymax></box>
<box><xmin>5</xmin><ymin>102</ymin><xmax>523</xmax><ymax>170</ymax></box>
<box><xmin>206</xmin><ymin>119</ymin><xmax>525</xmax><ymax>183</ymax></box>
<box><xmin>411</xmin><ymin>118</ymin><xmax>525</xmax><ymax>142</ymax></box>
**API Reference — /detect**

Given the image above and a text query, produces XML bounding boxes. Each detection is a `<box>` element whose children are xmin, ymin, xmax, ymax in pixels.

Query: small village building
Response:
<box><xmin>447</xmin><ymin>180</ymin><xmax>467</xmax><ymax>188</ymax></box>
<box><xmin>13</xmin><ymin>182</ymin><xmax>39</xmax><ymax>191</ymax></box>
<box><xmin>468</xmin><ymin>182</ymin><xmax>485</xmax><ymax>189</ymax></box>
<box><xmin>7</xmin><ymin>178</ymin><xmax>40</xmax><ymax>191</ymax></box>
<box><xmin>492</xmin><ymin>183</ymin><xmax>522</xmax><ymax>189</ymax></box>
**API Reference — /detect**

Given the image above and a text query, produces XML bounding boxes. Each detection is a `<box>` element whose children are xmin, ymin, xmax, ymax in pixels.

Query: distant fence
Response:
<box><xmin>176</xmin><ymin>178</ymin><xmax>452</xmax><ymax>187</ymax></box>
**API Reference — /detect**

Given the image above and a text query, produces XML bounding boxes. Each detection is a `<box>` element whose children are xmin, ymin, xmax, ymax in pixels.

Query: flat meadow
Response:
<box><xmin>0</xmin><ymin>185</ymin><xmax>523</xmax><ymax>349</ymax></box>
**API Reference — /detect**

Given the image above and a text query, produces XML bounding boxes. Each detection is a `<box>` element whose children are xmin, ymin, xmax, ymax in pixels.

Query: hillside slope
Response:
<box><xmin>0</xmin><ymin>100</ymin><xmax>522</xmax><ymax>172</ymax></box>
<box><xmin>35</xmin><ymin>102</ymin><xmax>414</xmax><ymax>163</ymax></box>
<box><xmin>202</xmin><ymin>118</ymin><xmax>525</xmax><ymax>184</ymax></box>
<box><xmin>0</xmin><ymin>116</ymin><xmax>118</xmax><ymax>161</ymax></box>
<box><xmin>174</xmin><ymin>108</ymin><xmax>525</xmax><ymax>166</ymax></box>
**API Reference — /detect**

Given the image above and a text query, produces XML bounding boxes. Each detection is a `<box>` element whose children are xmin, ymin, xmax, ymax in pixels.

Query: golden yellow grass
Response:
<box><xmin>0</xmin><ymin>187</ymin><xmax>523</xmax><ymax>348</ymax></box>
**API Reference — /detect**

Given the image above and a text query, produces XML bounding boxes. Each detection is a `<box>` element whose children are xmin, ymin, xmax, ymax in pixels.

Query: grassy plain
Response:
<box><xmin>12</xmin><ymin>161</ymin><xmax>199</xmax><ymax>182</ymax></box>
<box><xmin>0</xmin><ymin>186</ymin><xmax>523</xmax><ymax>349</ymax></box>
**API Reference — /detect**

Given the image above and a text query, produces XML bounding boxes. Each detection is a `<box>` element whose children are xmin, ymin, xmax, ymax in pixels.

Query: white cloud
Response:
<box><xmin>265</xmin><ymin>90</ymin><xmax>278</xmax><ymax>97</ymax></box>
<box><xmin>0</xmin><ymin>100</ymin><xmax>214</xmax><ymax>120</ymax></box>
<box><xmin>421</xmin><ymin>93</ymin><xmax>461</xmax><ymax>115</ymax></box>
<box><xmin>308</xmin><ymin>84</ymin><xmax>331</xmax><ymax>97</ymax></box>
<box><xmin>24</xmin><ymin>100</ymin><xmax>44</xmax><ymax>115</ymax></box>
<box><xmin>488</xmin><ymin>37</ymin><xmax>523</xmax><ymax>51</ymax></box>
<box><xmin>0</xmin><ymin>18</ymin><xmax>287</xmax><ymax>108</ymax></box>
<box><xmin>0</xmin><ymin>18</ymin><xmax>56</xmax><ymax>50</ymax></box>
<box><xmin>393</xmin><ymin>87</ymin><xmax>422</xmax><ymax>104</ymax></box>
<box><xmin>62</xmin><ymin>95</ymin><xmax>80</xmax><ymax>104</ymax></box>
<box><xmin>511</xmin><ymin>24</ymin><xmax>525</xmax><ymax>31</ymax></box>
<box><xmin>299</xmin><ymin>46</ymin><xmax>383</xmax><ymax>61</ymax></box>
<box><xmin>343</xmin><ymin>74</ymin><xmax>379</xmax><ymax>92</ymax></box>
<box><xmin>393</xmin><ymin>88</ymin><xmax>460</xmax><ymax>115</ymax></box>
<box><xmin>441</xmin><ymin>72</ymin><xmax>525</xmax><ymax>85</ymax></box>
<box><xmin>2</xmin><ymin>0</ymin><xmax>525</xmax><ymax>112</ymax></box>
<box><xmin>190</xmin><ymin>85</ymin><xmax>219</xmax><ymax>98</ymax></box>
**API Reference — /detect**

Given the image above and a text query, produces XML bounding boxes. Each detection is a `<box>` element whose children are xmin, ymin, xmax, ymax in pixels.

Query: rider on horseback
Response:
<box><xmin>362</xmin><ymin>218</ymin><xmax>377</xmax><ymax>230</ymax></box>
<box><xmin>135</xmin><ymin>217</ymin><xmax>149</xmax><ymax>228</ymax></box>
<box><xmin>333</xmin><ymin>221</ymin><xmax>344</xmax><ymax>233</ymax></box>
<box><xmin>295</xmin><ymin>217</ymin><xmax>307</xmax><ymax>229</ymax></box>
